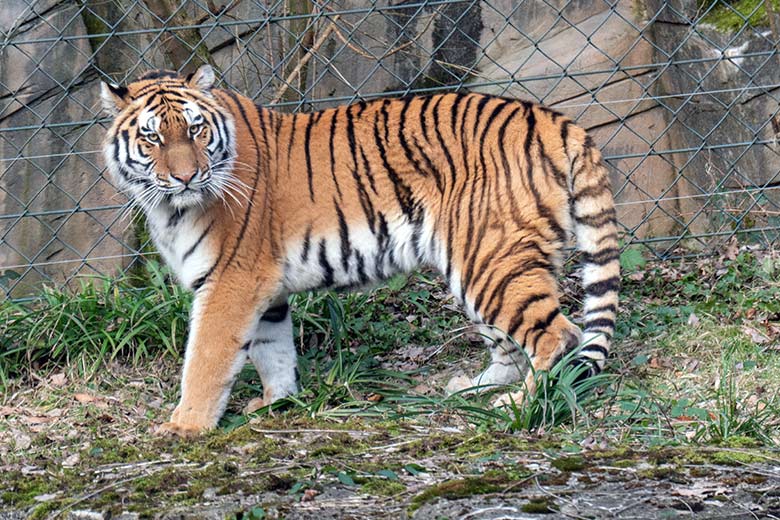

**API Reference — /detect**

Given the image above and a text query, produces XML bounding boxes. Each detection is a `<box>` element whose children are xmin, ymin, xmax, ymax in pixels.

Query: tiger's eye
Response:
<box><xmin>189</xmin><ymin>124</ymin><xmax>203</xmax><ymax>137</ymax></box>
<box><xmin>145</xmin><ymin>132</ymin><xmax>161</xmax><ymax>144</ymax></box>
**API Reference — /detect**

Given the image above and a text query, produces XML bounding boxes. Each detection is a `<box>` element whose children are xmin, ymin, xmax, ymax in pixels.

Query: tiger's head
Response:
<box><xmin>101</xmin><ymin>65</ymin><xmax>236</xmax><ymax>210</ymax></box>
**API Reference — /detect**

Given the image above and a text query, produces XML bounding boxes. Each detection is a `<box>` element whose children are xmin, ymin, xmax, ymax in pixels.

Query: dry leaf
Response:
<box><xmin>230</xmin><ymin>442</ymin><xmax>260</xmax><ymax>456</ymax></box>
<box><xmin>13</xmin><ymin>431</ymin><xmax>31</xmax><ymax>450</ymax></box>
<box><xmin>745</xmin><ymin>394</ymin><xmax>767</xmax><ymax>412</ymax></box>
<box><xmin>412</xmin><ymin>383</ymin><xmax>433</xmax><ymax>394</ymax></box>
<box><xmin>742</xmin><ymin>326</ymin><xmax>770</xmax><ymax>345</ymax></box>
<box><xmin>687</xmin><ymin>313</ymin><xmax>700</xmax><ymax>327</ymax></box>
<box><xmin>49</xmin><ymin>373</ymin><xmax>66</xmax><ymax>387</ymax></box>
<box><xmin>649</xmin><ymin>357</ymin><xmax>672</xmax><ymax>369</ymax></box>
<box><xmin>0</xmin><ymin>406</ymin><xmax>17</xmax><ymax>417</ymax></box>
<box><xmin>672</xmin><ymin>481</ymin><xmax>728</xmax><ymax>499</ymax></box>
<box><xmin>366</xmin><ymin>393</ymin><xmax>383</xmax><ymax>403</ymax></box>
<box><xmin>22</xmin><ymin>416</ymin><xmax>54</xmax><ymax>425</ymax></box>
<box><xmin>74</xmin><ymin>393</ymin><xmax>110</xmax><ymax>410</ymax></box>
<box><xmin>768</xmin><ymin>323</ymin><xmax>780</xmax><ymax>337</ymax></box>
<box><xmin>301</xmin><ymin>488</ymin><xmax>319</xmax><ymax>502</ymax></box>
<box><xmin>74</xmin><ymin>393</ymin><xmax>96</xmax><ymax>404</ymax></box>
<box><xmin>724</xmin><ymin>238</ymin><xmax>739</xmax><ymax>261</ymax></box>
<box><xmin>62</xmin><ymin>453</ymin><xmax>80</xmax><ymax>467</ymax></box>
<box><xmin>243</xmin><ymin>397</ymin><xmax>266</xmax><ymax>415</ymax></box>
<box><xmin>147</xmin><ymin>398</ymin><xmax>164</xmax><ymax>409</ymax></box>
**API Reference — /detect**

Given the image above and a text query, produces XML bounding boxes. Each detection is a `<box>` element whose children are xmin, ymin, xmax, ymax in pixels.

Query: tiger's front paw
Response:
<box><xmin>156</xmin><ymin>421</ymin><xmax>210</xmax><ymax>437</ymax></box>
<box><xmin>155</xmin><ymin>407</ymin><xmax>215</xmax><ymax>437</ymax></box>
<box><xmin>445</xmin><ymin>374</ymin><xmax>476</xmax><ymax>395</ymax></box>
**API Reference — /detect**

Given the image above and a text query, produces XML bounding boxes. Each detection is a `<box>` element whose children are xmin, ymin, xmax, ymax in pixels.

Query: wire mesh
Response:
<box><xmin>1</xmin><ymin>0</ymin><xmax>780</xmax><ymax>299</ymax></box>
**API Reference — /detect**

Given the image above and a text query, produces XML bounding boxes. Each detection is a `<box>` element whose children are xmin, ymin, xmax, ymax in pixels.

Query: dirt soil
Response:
<box><xmin>2</xmin><ymin>413</ymin><xmax>780</xmax><ymax>519</ymax></box>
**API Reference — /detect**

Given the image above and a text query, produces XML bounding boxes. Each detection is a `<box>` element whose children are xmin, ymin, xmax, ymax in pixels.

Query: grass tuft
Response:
<box><xmin>0</xmin><ymin>261</ymin><xmax>190</xmax><ymax>387</ymax></box>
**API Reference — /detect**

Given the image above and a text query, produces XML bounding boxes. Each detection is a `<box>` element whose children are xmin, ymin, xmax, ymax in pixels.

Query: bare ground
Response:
<box><xmin>1</xmin><ymin>366</ymin><xmax>779</xmax><ymax>519</ymax></box>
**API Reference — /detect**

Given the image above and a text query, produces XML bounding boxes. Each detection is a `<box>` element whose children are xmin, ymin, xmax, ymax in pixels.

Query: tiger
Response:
<box><xmin>100</xmin><ymin>65</ymin><xmax>619</xmax><ymax>436</ymax></box>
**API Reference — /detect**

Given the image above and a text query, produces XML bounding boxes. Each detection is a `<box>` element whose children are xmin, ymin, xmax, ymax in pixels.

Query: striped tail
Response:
<box><xmin>569</xmin><ymin>137</ymin><xmax>620</xmax><ymax>376</ymax></box>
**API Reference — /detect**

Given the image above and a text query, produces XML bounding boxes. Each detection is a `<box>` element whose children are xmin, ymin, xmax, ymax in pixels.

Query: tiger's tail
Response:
<box><xmin>567</xmin><ymin>134</ymin><xmax>620</xmax><ymax>376</ymax></box>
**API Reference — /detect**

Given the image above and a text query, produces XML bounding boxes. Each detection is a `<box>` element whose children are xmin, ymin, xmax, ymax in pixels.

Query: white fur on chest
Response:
<box><xmin>146</xmin><ymin>206</ymin><xmax>216</xmax><ymax>288</ymax></box>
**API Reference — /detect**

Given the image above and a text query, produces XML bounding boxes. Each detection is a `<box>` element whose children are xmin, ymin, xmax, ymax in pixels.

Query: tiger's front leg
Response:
<box><xmin>158</xmin><ymin>278</ymin><xmax>277</xmax><ymax>437</ymax></box>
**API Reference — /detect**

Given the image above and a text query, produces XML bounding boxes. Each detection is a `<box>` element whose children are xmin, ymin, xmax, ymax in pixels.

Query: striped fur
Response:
<box><xmin>101</xmin><ymin>66</ymin><xmax>619</xmax><ymax>436</ymax></box>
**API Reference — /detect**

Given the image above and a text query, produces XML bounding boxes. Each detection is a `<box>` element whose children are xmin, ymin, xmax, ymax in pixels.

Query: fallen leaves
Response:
<box><xmin>12</xmin><ymin>430</ymin><xmax>32</xmax><ymax>450</ymax></box>
<box><xmin>366</xmin><ymin>393</ymin><xmax>383</xmax><ymax>403</ymax></box>
<box><xmin>243</xmin><ymin>397</ymin><xmax>266</xmax><ymax>415</ymax></box>
<box><xmin>62</xmin><ymin>453</ymin><xmax>81</xmax><ymax>467</ymax></box>
<box><xmin>0</xmin><ymin>406</ymin><xmax>17</xmax><ymax>417</ymax></box>
<box><xmin>648</xmin><ymin>356</ymin><xmax>674</xmax><ymax>370</ymax></box>
<box><xmin>723</xmin><ymin>237</ymin><xmax>739</xmax><ymax>261</ymax></box>
<box><xmin>74</xmin><ymin>393</ymin><xmax>95</xmax><ymax>404</ymax></box>
<box><xmin>49</xmin><ymin>373</ymin><xmax>67</xmax><ymax>387</ymax></box>
<box><xmin>742</xmin><ymin>325</ymin><xmax>770</xmax><ymax>345</ymax></box>
<box><xmin>672</xmin><ymin>480</ymin><xmax>729</xmax><ymax>499</ymax></box>
<box><xmin>74</xmin><ymin>393</ymin><xmax>110</xmax><ymax>409</ymax></box>
<box><xmin>381</xmin><ymin>344</ymin><xmax>441</xmax><ymax>371</ymax></box>
<box><xmin>301</xmin><ymin>488</ymin><xmax>318</xmax><ymax>502</ymax></box>
<box><xmin>21</xmin><ymin>415</ymin><xmax>55</xmax><ymax>426</ymax></box>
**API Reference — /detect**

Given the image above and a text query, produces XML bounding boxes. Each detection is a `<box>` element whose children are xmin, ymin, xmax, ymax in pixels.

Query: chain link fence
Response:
<box><xmin>1</xmin><ymin>0</ymin><xmax>780</xmax><ymax>299</ymax></box>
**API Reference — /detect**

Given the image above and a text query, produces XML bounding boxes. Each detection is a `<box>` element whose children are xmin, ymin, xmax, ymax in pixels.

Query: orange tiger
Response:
<box><xmin>101</xmin><ymin>65</ymin><xmax>619</xmax><ymax>436</ymax></box>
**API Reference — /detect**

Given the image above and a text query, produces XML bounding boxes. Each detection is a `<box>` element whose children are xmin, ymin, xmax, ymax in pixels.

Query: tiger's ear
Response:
<box><xmin>100</xmin><ymin>82</ymin><xmax>130</xmax><ymax>116</ymax></box>
<box><xmin>187</xmin><ymin>65</ymin><xmax>216</xmax><ymax>91</ymax></box>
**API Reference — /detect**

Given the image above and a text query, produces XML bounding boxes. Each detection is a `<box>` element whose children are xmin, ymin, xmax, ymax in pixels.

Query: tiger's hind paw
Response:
<box><xmin>492</xmin><ymin>390</ymin><xmax>526</xmax><ymax>409</ymax></box>
<box><xmin>493</xmin><ymin>371</ymin><xmax>536</xmax><ymax>409</ymax></box>
<box><xmin>445</xmin><ymin>374</ymin><xmax>477</xmax><ymax>395</ymax></box>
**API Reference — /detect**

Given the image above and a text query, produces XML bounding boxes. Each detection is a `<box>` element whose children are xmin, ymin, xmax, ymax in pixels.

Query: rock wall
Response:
<box><xmin>0</xmin><ymin>0</ymin><xmax>131</xmax><ymax>295</ymax></box>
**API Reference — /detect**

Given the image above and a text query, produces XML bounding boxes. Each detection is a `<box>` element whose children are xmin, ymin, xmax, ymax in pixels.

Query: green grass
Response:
<box><xmin>0</xmin><ymin>261</ymin><xmax>190</xmax><ymax>386</ymax></box>
<box><xmin>699</xmin><ymin>0</ymin><xmax>780</xmax><ymax>32</ymax></box>
<box><xmin>608</xmin><ymin>249</ymin><xmax>780</xmax><ymax>445</ymax></box>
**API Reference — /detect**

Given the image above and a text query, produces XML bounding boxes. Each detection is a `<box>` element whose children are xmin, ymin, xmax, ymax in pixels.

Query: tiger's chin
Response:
<box><xmin>167</xmin><ymin>188</ymin><xmax>211</xmax><ymax>210</ymax></box>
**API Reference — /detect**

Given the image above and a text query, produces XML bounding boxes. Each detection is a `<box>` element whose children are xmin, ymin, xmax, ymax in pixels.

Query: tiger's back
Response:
<box><xmin>101</xmin><ymin>68</ymin><xmax>618</xmax><ymax>435</ymax></box>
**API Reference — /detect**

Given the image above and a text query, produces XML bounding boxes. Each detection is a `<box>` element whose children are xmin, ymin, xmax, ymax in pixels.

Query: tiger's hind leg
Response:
<box><xmin>244</xmin><ymin>297</ymin><xmax>299</xmax><ymax>413</ymax></box>
<box><xmin>446</xmin><ymin>258</ymin><xmax>582</xmax><ymax>406</ymax></box>
<box><xmin>445</xmin><ymin>326</ymin><xmax>528</xmax><ymax>394</ymax></box>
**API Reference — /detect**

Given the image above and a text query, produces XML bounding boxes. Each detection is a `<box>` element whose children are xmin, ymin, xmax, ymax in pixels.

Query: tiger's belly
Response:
<box><xmin>281</xmin><ymin>217</ymin><xmax>441</xmax><ymax>293</ymax></box>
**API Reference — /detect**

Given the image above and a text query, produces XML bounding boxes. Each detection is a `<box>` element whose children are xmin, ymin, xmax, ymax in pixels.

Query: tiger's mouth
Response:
<box><xmin>129</xmin><ymin>162</ymin><xmax>243</xmax><ymax>211</ymax></box>
<box><xmin>164</xmin><ymin>182</ymin><xmax>212</xmax><ymax>209</ymax></box>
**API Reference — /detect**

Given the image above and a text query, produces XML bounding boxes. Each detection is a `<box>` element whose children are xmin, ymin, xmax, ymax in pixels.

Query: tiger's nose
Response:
<box><xmin>170</xmin><ymin>170</ymin><xmax>197</xmax><ymax>185</ymax></box>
